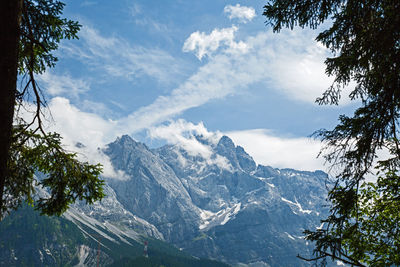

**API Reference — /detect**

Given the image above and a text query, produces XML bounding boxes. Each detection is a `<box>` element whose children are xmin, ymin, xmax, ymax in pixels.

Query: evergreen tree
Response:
<box><xmin>0</xmin><ymin>0</ymin><xmax>104</xmax><ymax>218</ymax></box>
<box><xmin>264</xmin><ymin>0</ymin><xmax>400</xmax><ymax>266</ymax></box>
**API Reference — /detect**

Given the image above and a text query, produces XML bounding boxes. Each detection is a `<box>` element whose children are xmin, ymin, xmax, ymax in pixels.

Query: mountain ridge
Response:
<box><xmin>101</xmin><ymin>134</ymin><xmax>329</xmax><ymax>266</ymax></box>
<box><xmin>1</xmin><ymin>133</ymin><xmax>330</xmax><ymax>266</ymax></box>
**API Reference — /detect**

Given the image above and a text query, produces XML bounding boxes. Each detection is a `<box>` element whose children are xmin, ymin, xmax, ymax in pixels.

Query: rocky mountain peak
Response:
<box><xmin>116</xmin><ymin>134</ymin><xmax>136</xmax><ymax>145</ymax></box>
<box><xmin>214</xmin><ymin>135</ymin><xmax>256</xmax><ymax>173</ymax></box>
<box><xmin>217</xmin><ymin>135</ymin><xmax>235</xmax><ymax>150</ymax></box>
<box><xmin>108</xmin><ymin>135</ymin><xmax>150</xmax><ymax>154</ymax></box>
<box><xmin>235</xmin><ymin>145</ymin><xmax>256</xmax><ymax>173</ymax></box>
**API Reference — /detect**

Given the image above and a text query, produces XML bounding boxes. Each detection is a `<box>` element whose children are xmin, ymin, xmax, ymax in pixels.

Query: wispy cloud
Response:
<box><xmin>61</xmin><ymin>26</ymin><xmax>183</xmax><ymax>84</ymax></box>
<box><xmin>224</xmin><ymin>4</ymin><xmax>256</xmax><ymax>23</ymax></box>
<box><xmin>38</xmin><ymin>72</ymin><xmax>90</xmax><ymax>99</ymax></box>
<box><xmin>46</xmin><ymin>14</ymin><xmax>353</xmax><ymax>145</ymax></box>
<box><xmin>181</xmin><ymin>19</ymin><xmax>348</xmax><ymax>104</ymax></box>
<box><xmin>54</xmin><ymin>6</ymin><xmax>352</xmax><ymax>145</ymax></box>
<box><xmin>38</xmin><ymin>5</ymin><xmax>356</xmax><ymax>178</ymax></box>
<box><xmin>252</xmin><ymin>30</ymin><xmax>335</xmax><ymax>103</ymax></box>
<box><xmin>128</xmin><ymin>3</ymin><xmax>170</xmax><ymax>33</ymax></box>
<box><xmin>181</xmin><ymin>11</ymin><xmax>355</xmax><ymax>104</ymax></box>
<box><xmin>118</xmin><ymin>52</ymin><xmax>244</xmax><ymax>133</ymax></box>
<box><xmin>79</xmin><ymin>99</ymin><xmax>116</xmax><ymax>118</ymax></box>
<box><xmin>115</xmin><ymin>27</ymin><xmax>343</xmax><ymax>133</ymax></box>
<box><xmin>37</xmin><ymin>72</ymin><xmax>119</xmax><ymax>118</ymax></box>
<box><xmin>134</xmin><ymin>17</ymin><xmax>169</xmax><ymax>32</ymax></box>
<box><xmin>129</xmin><ymin>3</ymin><xmax>142</xmax><ymax>16</ymax></box>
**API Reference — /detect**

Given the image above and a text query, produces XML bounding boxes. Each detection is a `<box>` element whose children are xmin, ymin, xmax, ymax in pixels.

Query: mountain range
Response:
<box><xmin>1</xmin><ymin>134</ymin><xmax>331</xmax><ymax>266</ymax></box>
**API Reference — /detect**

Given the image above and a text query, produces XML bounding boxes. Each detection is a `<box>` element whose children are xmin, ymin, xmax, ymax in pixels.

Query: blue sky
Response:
<box><xmin>31</xmin><ymin>0</ymin><xmax>359</xmax><ymax>175</ymax></box>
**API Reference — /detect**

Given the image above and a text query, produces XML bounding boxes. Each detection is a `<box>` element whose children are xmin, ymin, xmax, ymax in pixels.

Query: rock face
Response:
<box><xmin>99</xmin><ymin>134</ymin><xmax>329</xmax><ymax>266</ymax></box>
<box><xmin>104</xmin><ymin>135</ymin><xmax>201</xmax><ymax>244</ymax></box>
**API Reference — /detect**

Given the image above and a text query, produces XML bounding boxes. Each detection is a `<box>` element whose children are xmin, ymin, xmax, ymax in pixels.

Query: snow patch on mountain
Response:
<box><xmin>281</xmin><ymin>197</ymin><xmax>312</xmax><ymax>214</ymax></box>
<box><xmin>64</xmin><ymin>210</ymin><xmax>118</xmax><ymax>243</ymax></box>
<box><xmin>76</xmin><ymin>245</ymin><xmax>90</xmax><ymax>267</ymax></box>
<box><xmin>199</xmin><ymin>202</ymin><xmax>242</xmax><ymax>230</ymax></box>
<box><xmin>221</xmin><ymin>202</ymin><xmax>241</xmax><ymax>225</ymax></box>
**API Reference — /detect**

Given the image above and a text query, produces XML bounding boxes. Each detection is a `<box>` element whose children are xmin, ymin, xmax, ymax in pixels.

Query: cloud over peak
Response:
<box><xmin>227</xmin><ymin>129</ymin><xmax>324</xmax><ymax>171</ymax></box>
<box><xmin>149</xmin><ymin>119</ymin><xmax>222</xmax><ymax>155</ymax></box>
<box><xmin>149</xmin><ymin>120</ymin><xmax>232</xmax><ymax>170</ymax></box>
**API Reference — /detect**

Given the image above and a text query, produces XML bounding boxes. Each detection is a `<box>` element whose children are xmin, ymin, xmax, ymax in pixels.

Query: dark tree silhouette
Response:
<box><xmin>264</xmin><ymin>0</ymin><xmax>400</xmax><ymax>266</ymax></box>
<box><xmin>0</xmin><ymin>0</ymin><xmax>104</xmax><ymax>219</ymax></box>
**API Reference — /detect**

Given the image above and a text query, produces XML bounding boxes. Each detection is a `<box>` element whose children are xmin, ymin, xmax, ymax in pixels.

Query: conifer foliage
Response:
<box><xmin>264</xmin><ymin>1</ymin><xmax>400</xmax><ymax>266</ymax></box>
<box><xmin>0</xmin><ymin>0</ymin><xmax>104</xmax><ymax>218</ymax></box>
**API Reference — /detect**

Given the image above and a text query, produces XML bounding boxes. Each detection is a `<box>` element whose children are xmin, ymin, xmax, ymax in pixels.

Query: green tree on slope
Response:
<box><xmin>0</xmin><ymin>0</ymin><xmax>104</xmax><ymax>219</ymax></box>
<box><xmin>264</xmin><ymin>0</ymin><xmax>400</xmax><ymax>266</ymax></box>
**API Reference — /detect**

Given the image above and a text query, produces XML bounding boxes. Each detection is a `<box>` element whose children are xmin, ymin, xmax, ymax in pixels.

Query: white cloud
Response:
<box><xmin>227</xmin><ymin>129</ymin><xmax>325</xmax><ymax>171</ymax></box>
<box><xmin>21</xmin><ymin>96</ymin><xmax>325</xmax><ymax>176</ymax></box>
<box><xmin>30</xmin><ymin>14</ymin><xmax>358</xmax><ymax>178</ymax></box>
<box><xmin>117</xmin><ymin>28</ymin><xmax>346</xmax><ymax>134</ymax></box>
<box><xmin>61</xmin><ymin>25</ymin><xmax>183</xmax><ymax>84</ymax></box>
<box><xmin>20</xmin><ymin>97</ymin><xmax>128</xmax><ymax>180</ymax></box>
<box><xmin>20</xmin><ymin>95</ymin><xmax>325</xmax><ymax>173</ymax></box>
<box><xmin>117</xmin><ymin>54</ymin><xmax>236</xmax><ymax>132</ymax></box>
<box><xmin>251</xmin><ymin>29</ymin><xmax>356</xmax><ymax>104</ymax></box>
<box><xmin>181</xmin><ymin>22</ymin><xmax>353</xmax><ymax>109</ymax></box>
<box><xmin>38</xmin><ymin>72</ymin><xmax>90</xmax><ymax>98</ymax></box>
<box><xmin>79</xmin><ymin>99</ymin><xmax>115</xmax><ymax>117</ymax></box>
<box><xmin>37</xmin><ymin>28</ymin><xmax>353</xmax><ymax>175</ymax></box>
<box><xmin>224</xmin><ymin>4</ymin><xmax>256</xmax><ymax>23</ymax></box>
<box><xmin>148</xmin><ymin>120</ymin><xmax>231</xmax><ymax>170</ymax></box>
<box><xmin>183</xmin><ymin>26</ymin><xmax>248</xmax><ymax>60</ymax></box>
<box><xmin>257</xmin><ymin>31</ymin><xmax>337</xmax><ymax>103</ymax></box>
<box><xmin>149</xmin><ymin>119</ymin><xmax>221</xmax><ymax>153</ymax></box>
<box><xmin>54</xmin><ymin>20</ymin><xmax>354</xmax><ymax>148</ymax></box>
<box><xmin>151</xmin><ymin>125</ymin><xmax>212</xmax><ymax>158</ymax></box>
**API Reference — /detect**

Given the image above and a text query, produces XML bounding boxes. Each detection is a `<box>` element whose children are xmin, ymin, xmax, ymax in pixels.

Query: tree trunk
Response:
<box><xmin>0</xmin><ymin>0</ymin><xmax>22</xmax><ymax>218</ymax></box>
